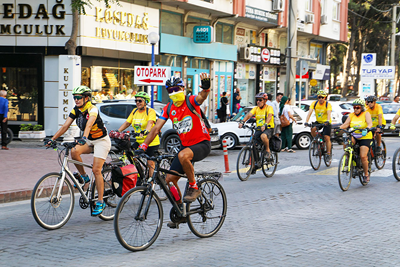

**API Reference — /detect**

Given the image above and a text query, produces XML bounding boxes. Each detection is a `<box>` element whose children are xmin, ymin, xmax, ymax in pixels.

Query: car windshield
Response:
<box><xmin>382</xmin><ymin>104</ymin><xmax>400</xmax><ymax>114</ymax></box>
<box><xmin>329</xmin><ymin>95</ymin><xmax>341</xmax><ymax>101</ymax></box>
<box><xmin>231</xmin><ymin>108</ymin><xmax>252</xmax><ymax>122</ymax></box>
<box><xmin>339</xmin><ymin>103</ymin><xmax>353</xmax><ymax>110</ymax></box>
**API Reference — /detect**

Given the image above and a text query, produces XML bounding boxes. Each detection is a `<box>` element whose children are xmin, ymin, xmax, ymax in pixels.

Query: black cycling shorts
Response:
<box><xmin>322</xmin><ymin>124</ymin><xmax>332</xmax><ymax>137</ymax></box>
<box><xmin>170</xmin><ymin>140</ymin><xmax>211</xmax><ymax>175</ymax></box>
<box><xmin>355</xmin><ymin>139</ymin><xmax>372</xmax><ymax>148</ymax></box>
<box><xmin>133</xmin><ymin>142</ymin><xmax>159</xmax><ymax>157</ymax></box>
<box><xmin>254</xmin><ymin>128</ymin><xmax>273</xmax><ymax>142</ymax></box>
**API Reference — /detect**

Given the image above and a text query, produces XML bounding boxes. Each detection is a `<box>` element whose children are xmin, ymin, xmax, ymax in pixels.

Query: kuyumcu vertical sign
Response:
<box><xmin>58</xmin><ymin>55</ymin><xmax>81</xmax><ymax>138</ymax></box>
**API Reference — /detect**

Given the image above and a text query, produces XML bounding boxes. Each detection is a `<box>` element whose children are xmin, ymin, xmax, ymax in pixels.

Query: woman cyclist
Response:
<box><xmin>46</xmin><ymin>85</ymin><xmax>111</xmax><ymax>216</ymax></box>
<box><xmin>339</xmin><ymin>98</ymin><xmax>373</xmax><ymax>183</ymax></box>
<box><xmin>116</xmin><ymin>91</ymin><xmax>160</xmax><ymax>177</ymax></box>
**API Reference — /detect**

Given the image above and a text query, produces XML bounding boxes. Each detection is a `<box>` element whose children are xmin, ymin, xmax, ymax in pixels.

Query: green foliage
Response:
<box><xmin>71</xmin><ymin>0</ymin><xmax>120</xmax><ymax>14</ymax></box>
<box><xmin>20</xmin><ymin>124</ymin><xmax>44</xmax><ymax>131</ymax></box>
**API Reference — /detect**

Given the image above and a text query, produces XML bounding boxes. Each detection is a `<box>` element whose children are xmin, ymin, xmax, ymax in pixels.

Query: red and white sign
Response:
<box><xmin>134</xmin><ymin>66</ymin><xmax>171</xmax><ymax>85</ymax></box>
<box><xmin>261</xmin><ymin>48</ymin><xmax>270</xmax><ymax>63</ymax></box>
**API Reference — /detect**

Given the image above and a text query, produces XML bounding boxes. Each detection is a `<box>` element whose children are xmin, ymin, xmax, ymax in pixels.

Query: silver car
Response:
<box><xmin>96</xmin><ymin>99</ymin><xmax>220</xmax><ymax>153</ymax></box>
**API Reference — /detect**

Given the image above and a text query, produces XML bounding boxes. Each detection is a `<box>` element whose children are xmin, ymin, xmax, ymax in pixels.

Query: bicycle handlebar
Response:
<box><xmin>135</xmin><ymin>152</ymin><xmax>175</xmax><ymax>162</ymax></box>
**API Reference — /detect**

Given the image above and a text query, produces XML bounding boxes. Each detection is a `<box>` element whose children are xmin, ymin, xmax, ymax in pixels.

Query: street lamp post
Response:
<box><xmin>148</xmin><ymin>32</ymin><xmax>160</xmax><ymax>108</ymax></box>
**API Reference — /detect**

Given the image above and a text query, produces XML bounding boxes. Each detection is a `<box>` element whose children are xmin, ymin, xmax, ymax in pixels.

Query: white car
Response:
<box><xmin>298</xmin><ymin>100</ymin><xmax>352</xmax><ymax>123</ymax></box>
<box><xmin>96</xmin><ymin>99</ymin><xmax>220</xmax><ymax>153</ymax></box>
<box><xmin>380</xmin><ymin>102</ymin><xmax>400</xmax><ymax>131</ymax></box>
<box><xmin>216</xmin><ymin>105</ymin><xmax>313</xmax><ymax>150</ymax></box>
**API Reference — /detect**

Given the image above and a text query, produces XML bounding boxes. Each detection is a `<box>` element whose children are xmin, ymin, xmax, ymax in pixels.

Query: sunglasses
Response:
<box><xmin>353</xmin><ymin>106</ymin><xmax>362</xmax><ymax>110</ymax></box>
<box><xmin>256</xmin><ymin>99</ymin><xmax>264</xmax><ymax>102</ymax></box>
<box><xmin>135</xmin><ymin>99</ymin><xmax>143</xmax><ymax>103</ymax></box>
<box><xmin>367</xmin><ymin>101</ymin><xmax>374</xmax><ymax>104</ymax></box>
<box><xmin>73</xmin><ymin>95</ymin><xmax>84</xmax><ymax>100</ymax></box>
<box><xmin>318</xmin><ymin>96</ymin><xmax>325</xmax><ymax>99</ymax></box>
<box><xmin>167</xmin><ymin>86</ymin><xmax>181</xmax><ymax>94</ymax></box>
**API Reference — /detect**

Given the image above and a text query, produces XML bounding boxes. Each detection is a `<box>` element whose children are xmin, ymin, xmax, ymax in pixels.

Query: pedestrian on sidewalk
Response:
<box><xmin>279</xmin><ymin>96</ymin><xmax>297</xmax><ymax>152</ymax></box>
<box><xmin>0</xmin><ymin>90</ymin><xmax>9</xmax><ymax>150</ymax></box>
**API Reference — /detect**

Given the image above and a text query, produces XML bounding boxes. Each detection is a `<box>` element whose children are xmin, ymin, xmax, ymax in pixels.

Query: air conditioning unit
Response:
<box><xmin>320</xmin><ymin>15</ymin><xmax>328</xmax><ymax>25</ymax></box>
<box><xmin>305</xmin><ymin>14</ymin><xmax>315</xmax><ymax>24</ymax></box>
<box><xmin>239</xmin><ymin>47</ymin><xmax>251</xmax><ymax>61</ymax></box>
<box><xmin>272</xmin><ymin>0</ymin><xmax>283</xmax><ymax>12</ymax></box>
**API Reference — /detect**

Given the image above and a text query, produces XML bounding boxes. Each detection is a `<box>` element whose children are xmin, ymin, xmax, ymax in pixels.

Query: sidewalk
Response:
<box><xmin>0</xmin><ymin>140</ymin><xmax>92</xmax><ymax>203</ymax></box>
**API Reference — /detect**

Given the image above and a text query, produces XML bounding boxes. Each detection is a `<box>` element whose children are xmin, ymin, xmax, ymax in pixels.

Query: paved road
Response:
<box><xmin>2</xmin><ymin>137</ymin><xmax>400</xmax><ymax>266</ymax></box>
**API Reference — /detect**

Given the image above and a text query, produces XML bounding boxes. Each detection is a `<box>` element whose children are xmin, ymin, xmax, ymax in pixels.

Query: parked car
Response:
<box><xmin>380</xmin><ymin>103</ymin><xmax>400</xmax><ymax>132</ymax></box>
<box><xmin>216</xmin><ymin>105</ymin><xmax>313</xmax><ymax>150</ymax></box>
<box><xmin>297</xmin><ymin>100</ymin><xmax>351</xmax><ymax>123</ymax></box>
<box><xmin>96</xmin><ymin>99</ymin><xmax>220</xmax><ymax>153</ymax></box>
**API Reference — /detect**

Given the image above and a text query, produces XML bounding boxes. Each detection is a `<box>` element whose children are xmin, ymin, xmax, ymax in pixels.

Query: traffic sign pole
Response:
<box><xmin>151</xmin><ymin>44</ymin><xmax>155</xmax><ymax>108</ymax></box>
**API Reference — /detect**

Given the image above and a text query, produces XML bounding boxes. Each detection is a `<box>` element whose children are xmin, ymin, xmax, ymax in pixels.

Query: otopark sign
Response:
<box><xmin>193</xmin><ymin>26</ymin><xmax>213</xmax><ymax>43</ymax></box>
<box><xmin>134</xmin><ymin>66</ymin><xmax>171</xmax><ymax>85</ymax></box>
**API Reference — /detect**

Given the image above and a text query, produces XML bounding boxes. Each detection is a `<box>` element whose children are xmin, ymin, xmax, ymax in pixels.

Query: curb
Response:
<box><xmin>0</xmin><ymin>189</ymin><xmax>32</xmax><ymax>204</ymax></box>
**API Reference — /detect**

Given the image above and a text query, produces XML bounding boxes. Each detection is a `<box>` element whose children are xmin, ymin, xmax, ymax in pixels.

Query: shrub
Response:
<box><xmin>20</xmin><ymin>124</ymin><xmax>44</xmax><ymax>131</ymax></box>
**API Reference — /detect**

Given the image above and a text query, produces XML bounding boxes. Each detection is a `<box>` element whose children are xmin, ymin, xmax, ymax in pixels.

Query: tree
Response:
<box><xmin>65</xmin><ymin>0</ymin><xmax>119</xmax><ymax>55</ymax></box>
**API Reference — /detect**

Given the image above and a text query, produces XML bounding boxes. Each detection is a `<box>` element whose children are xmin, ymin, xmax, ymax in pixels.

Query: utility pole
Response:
<box><xmin>286</xmin><ymin>0</ymin><xmax>297</xmax><ymax>104</ymax></box>
<box><xmin>391</xmin><ymin>5</ymin><xmax>399</xmax><ymax>99</ymax></box>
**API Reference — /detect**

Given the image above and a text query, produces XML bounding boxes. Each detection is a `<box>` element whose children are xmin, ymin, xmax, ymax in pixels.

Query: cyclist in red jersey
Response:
<box><xmin>136</xmin><ymin>73</ymin><xmax>211</xmax><ymax>228</ymax></box>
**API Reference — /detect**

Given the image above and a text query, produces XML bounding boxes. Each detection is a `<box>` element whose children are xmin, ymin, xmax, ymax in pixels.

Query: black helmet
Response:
<box><xmin>165</xmin><ymin>77</ymin><xmax>185</xmax><ymax>89</ymax></box>
<box><xmin>255</xmin><ymin>92</ymin><xmax>268</xmax><ymax>100</ymax></box>
<box><xmin>365</xmin><ymin>95</ymin><xmax>377</xmax><ymax>102</ymax></box>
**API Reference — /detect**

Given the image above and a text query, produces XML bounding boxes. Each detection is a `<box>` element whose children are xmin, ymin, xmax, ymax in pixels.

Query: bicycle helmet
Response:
<box><xmin>72</xmin><ymin>85</ymin><xmax>92</xmax><ymax>96</ymax></box>
<box><xmin>255</xmin><ymin>92</ymin><xmax>268</xmax><ymax>100</ymax></box>
<box><xmin>352</xmin><ymin>98</ymin><xmax>365</xmax><ymax>106</ymax></box>
<box><xmin>165</xmin><ymin>77</ymin><xmax>185</xmax><ymax>89</ymax></box>
<box><xmin>316</xmin><ymin>90</ymin><xmax>327</xmax><ymax>97</ymax></box>
<box><xmin>365</xmin><ymin>95</ymin><xmax>377</xmax><ymax>102</ymax></box>
<box><xmin>135</xmin><ymin>91</ymin><xmax>150</xmax><ymax>103</ymax></box>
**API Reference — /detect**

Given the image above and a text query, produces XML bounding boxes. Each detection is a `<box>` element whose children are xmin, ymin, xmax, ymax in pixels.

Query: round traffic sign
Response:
<box><xmin>261</xmin><ymin>48</ymin><xmax>270</xmax><ymax>63</ymax></box>
<box><xmin>310</xmin><ymin>79</ymin><xmax>317</xmax><ymax>86</ymax></box>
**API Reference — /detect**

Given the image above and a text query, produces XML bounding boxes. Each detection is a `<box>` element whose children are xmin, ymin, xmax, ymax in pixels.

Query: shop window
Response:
<box><xmin>216</xmin><ymin>24</ymin><xmax>223</xmax><ymax>43</ymax></box>
<box><xmin>1</xmin><ymin>67</ymin><xmax>38</xmax><ymax>122</ymax></box>
<box><xmin>199</xmin><ymin>60</ymin><xmax>210</xmax><ymax>70</ymax></box>
<box><xmin>175</xmin><ymin>56</ymin><xmax>182</xmax><ymax>68</ymax></box>
<box><xmin>191</xmin><ymin>59</ymin><xmax>199</xmax><ymax>69</ymax></box>
<box><xmin>223</xmin><ymin>25</ymin><xmax>233</xmax><ymax>44</ymax></box>
<box><xmin>333</xmin><ymin>1</ymin><xmax>340</xmax><ymax>21</ymax></box>
<box><xmin>159</xmin><ymin>55</ymin><xmax>174</xmax><ymax>66</ymax></box>
<box><xmin>185</xmin><ymin>17</ymin><xmax>210</xmax><ymax>38</ymax></box>
<box><xmin>161</xmin><ymin>11</ymin><xmax>183</xmax><ymax>36</ymax></box>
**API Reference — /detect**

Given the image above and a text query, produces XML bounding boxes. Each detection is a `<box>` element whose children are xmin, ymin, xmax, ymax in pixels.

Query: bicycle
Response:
<box><xmin>110</xmin><ymin>131</ymin><xmax>170</xmax><ymax>201</ymax></box>
<box><xmin>369</xmin><ymin>130</ymin><xmax>386</xmax><ymax>170</ymax></box>
<box><xmin>236</xmin><ymin>122</ymin><xmax>278</xmax><ymax>181</ymax></box>
<box><xmin>114</xmin><ymin>153</ymin><xmax>227</xmax><ymax>251</ymax></box>
<box><xmin>31</xmin><ymin>141</ymin><xmax>121</xmax><ymax>230</ymax></box>
<box><xmin>337</xmin><ymin>128</ymin><xmax>373</xmax><ymax>191</ymax></box>
<box><xmin>391</xmin><ymin>128</ymin><xmax>400</xmax><ymax>181</ymax></box>
<box><xmin>306</xmin><ymin>122</ymin><xmax>333</xmax><ymax>170</ymax></box>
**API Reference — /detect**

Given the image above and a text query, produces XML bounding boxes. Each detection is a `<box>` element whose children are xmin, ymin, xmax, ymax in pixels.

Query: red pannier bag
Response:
<box><xmin>111</xmin><ymin>164</ymin><xmax>138</xmax><ymax>197</ymax></box>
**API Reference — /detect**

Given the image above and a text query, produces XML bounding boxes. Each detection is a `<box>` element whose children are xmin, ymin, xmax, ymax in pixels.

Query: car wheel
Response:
<box><xmin>295</xmin><ymin>132</ymin><xmax>312</xmax><ymax>150</ymax></box>
<box><xmin>221</xmin><ymin>133</ymin><xmax>238</xmax><ymax>150</ymax></box>
<box><xmin>164</xmin><ymin>134</ymin><xmax>181</xmax><ymax>154</ymax></box>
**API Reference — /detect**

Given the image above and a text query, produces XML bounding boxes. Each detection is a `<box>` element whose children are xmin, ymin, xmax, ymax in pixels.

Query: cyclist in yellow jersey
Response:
<box><xmin>340</xmin><ymin>98</ymin><xmax>373</xmax><ymax>183</ymax></box>
<box><xmin>389</xmin><ymin>108</ymin><xmax>400</xmax><ymax>130</ymax></box>
<box><xmin>305</xmin><ymin>90</ymin><xmax>332</xmax><ymax>160</ymax></box>
<box><xmin>365</xmin><ymin>95</ymin><xmax>385</xmax><ymax>153</ymax></box>
<box><xmin>116</xmin><ymin>92</ymin><xmax>160</xmax><ymax>177</ymax></box>
<box><xmin>46</xmin><ymin>86</ymin><xmax>111</xmax><ymax>216</ymax></box>
<box><xmin>239</xmin><ymin>92</ymin><xmax>274</xmax><ymax>159</ymax></box>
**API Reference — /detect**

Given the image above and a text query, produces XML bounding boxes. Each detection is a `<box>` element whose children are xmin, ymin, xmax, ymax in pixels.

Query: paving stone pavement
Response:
<box><xmin>2</xmin><ymin>138</ymin><xmax>400</xmax><ymax>266</ymax></box>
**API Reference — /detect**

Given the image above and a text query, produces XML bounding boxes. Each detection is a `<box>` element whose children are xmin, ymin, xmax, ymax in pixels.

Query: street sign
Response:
<box><xmin>134</xmin><ymin>66</ymin><xmax>171</xmax><ymax>85</ymax></box>
<box><xmin>310</xmin><ymin>79</ymin><xmax>317</xmax><ymax>86</ymax></box>
<box><xmin>360</xmin><ymin>66</ymin><xmax>395</xmax><ymax>79</ymax></box>
<box><xmin>193</xmin><ymin>26</ymin><xmax>213</xmax><ymax>43</ymax></box>
<box><xmin>261</xmin><ymin>48</ymin><xmax>270</xmax><ymax>63</ymax></box>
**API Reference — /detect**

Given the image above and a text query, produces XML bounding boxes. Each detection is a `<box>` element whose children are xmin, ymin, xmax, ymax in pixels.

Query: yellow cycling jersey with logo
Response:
<box><xmin>126</xmin><ymin>108</ymin><xmax>160</xmax><ymax>147</ymax></box>
<box><xmin>250</xmin><ymin>105</ymin><xmax>274</xmax><ymax>128</ymax></box>
<box><xmin>349</xmin><ymin>112</ymin><xmax>373</xmax><ymax>140</ymax></box>
<box><xmin>365</xmin><ymin>103</ymin><xmax>386</xmax><ymax>127</ymax></box>
<box><xmin>310</xmin><ymin>101</ymin><xmax>332</xmax><ymax>123</ymax></box>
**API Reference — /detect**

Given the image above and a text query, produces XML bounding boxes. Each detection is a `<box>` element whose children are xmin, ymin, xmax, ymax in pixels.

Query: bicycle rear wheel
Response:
<box><xmin>338</xmin><ymin>153</ymin><xmax>352</xmax><ymax>191</ymax></box>
<box><xmin>309</xmin><ymin>140</ymin><xmax>321</xmax><ymax>170</ymax></box>
<box><xmin>187</xmin><ymin>178</ymin><xmax>227</xmax><ymax>238</ymax></box>
<box><xmin>91</xmin><ymin>168</ymin><xmax>121</xmax><ymax>221</ymax></box>
<box><xmin>374</xmin><ymin>140</ymin><xmax>386</xmax><ymax>170</ymax></box>
<box><xmin>323</xmin><ymin>143</ymin><xmax>333</xmax><ymax>167</ymax></box>
<box><xmin>392</xmin><ymin>147</ymin><xmax>400</xmax><ymax>181</ymax></box>
<box><xmin>114</xmin><ymin>186</ymin><xmax>163</xmax><ymax>252</ymax></box>
<box><xmin>261</xmin><ymin>152</ymin><xmax>278</xmax><ymax>178</ymax></box>
<box><xmin>31</xmin><ymin>172</ymin><xmax>74</xmax><ymax>230</ymax></box>
<box><xmin>236</xmin><ymin>147</ymin><xmax>253</xmax><ymax>181</ymax></box>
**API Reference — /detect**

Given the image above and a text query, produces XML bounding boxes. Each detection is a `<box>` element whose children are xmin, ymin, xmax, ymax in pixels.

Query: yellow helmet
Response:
<box><xmin>316</xmin><ymin>90</ymin><xmax>327</xmax><ymax>97</ymax></box>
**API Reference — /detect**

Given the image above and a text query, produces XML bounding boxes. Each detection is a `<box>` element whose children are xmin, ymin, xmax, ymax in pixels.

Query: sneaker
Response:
<box><xmin>92</xmin><ymin>202</ymin><xmax>106</xmax><ymax>216</ymax></box>
<box><xmin>183</xmin><ymin>187</ymin><xmax>201</xmax><ymax>202</ymax></box>
<box><xmin>74</xmin><ymin>174</ymin><xmax>90</xmax><ymax>188</ymax></box>
<box><xmin>325</xmin><ymin>154</ymin><xmax>331</xmax><ymax>161</ymax></box>
<box><xmin>264</xmin><ymin>151</ymin><xmax>271</xmax><ymax>159</ymax></box>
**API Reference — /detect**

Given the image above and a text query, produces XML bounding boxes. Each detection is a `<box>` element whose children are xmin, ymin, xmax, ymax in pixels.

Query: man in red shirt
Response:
<box><xmin>137</xmin><ymin>73</ymin><xmax>211</xmax><ymax>227</ymax></box>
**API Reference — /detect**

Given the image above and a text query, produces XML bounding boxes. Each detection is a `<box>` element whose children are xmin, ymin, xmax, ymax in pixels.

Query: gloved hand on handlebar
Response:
<box><xmin>45</xmin><ymin>139</ymin><xmax>56</xmax><ymax>147</ymax></box>
<box><xmin>390</xmin><ymin>123</ymin><xmax>396</xmax><ymax>130</ymax></box>
<box><xmin>109</xmin><ymin>130</ymin><xmax>120</xmax><ymax>138</ymax></box>
<box><xmin>135</xmin><ymin>143</ymin><xmax>148</xmax><ymax>155</ymax></box>
<box><xmin>304</xmin><ymin>122</ymin><xmax>311</xmax><ymax>127</ymax></box>
<box><xmin>324</xmin><ymin>121</ymin><xmax>330</xmax><ymax>126</ymax></box>
<box><xmin>362</xmin><ymin>129</ymin><xmax>368</xmax><ymax>137</ymax></box>
<box><xmin>77</xmin><ymin>136</ymin><xmax>87</xmax><ymax>145</ymax></box>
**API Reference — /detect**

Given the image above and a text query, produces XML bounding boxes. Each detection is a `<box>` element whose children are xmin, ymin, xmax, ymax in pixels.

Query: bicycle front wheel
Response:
<box><xmin>187</xmin><ymin>178</ymin><xmax>227</xmax><ymax>238</ymax></box>
<box><xmin>91</xmin><ymin>168</ymin><xmax>121</xmax><ymax>221</ymax></box>
<box><xmin>236</xmin><ymin>147</ymin><xmax>253</xmax><ymax>181</ymax></box>
<box><xmin>392</xmin><ymin>147</ymin><xmax>400</xmax><ymax>181</ymax></box>
<box><xmin>114</xmin><ymin>186</ymin><xmax>163</xmax><ymax>252</ymax></box>
<box><xmin>309</xmin><ymin>140</ymin><xmax>321</xmax><ymax>170</ymax></box>
<box><xmin>31</xmin><ymin>172</ymin><xmax>74</xmax><ymax>230</ymax></box>
<box><xmin>374</xmin><ymin>140</ymin><xmax>386</xmax><ymax>170</ymax></box>
<box><xmin>338</xmin><ymin>153</ymin><xmax>352</xmax><ymax>191</ymax></box>
<box><xmin>261</xmin><ymin>152</ymin><xmax>278</xmax><ymax>178</ymax></box>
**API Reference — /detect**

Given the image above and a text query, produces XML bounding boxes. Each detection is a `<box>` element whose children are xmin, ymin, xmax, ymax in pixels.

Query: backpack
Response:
<box><xmin>111</xmin><ymin>164</ymin><xmax>138</xmax><ymax>197</ymax></box>
<box><xmin>313</xmin><ymin>100</ymin><xmax>328</xmax><ymax>109</ymax></box>
<box><xmin>131</xmin><ymin>107</ymin><xmax>149</xmax><ymax>116</ymax></box>
<box><xmin>166</xmin><ymin>96</ymin><xmax>213</xmax><ymax>133</ymax></box>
